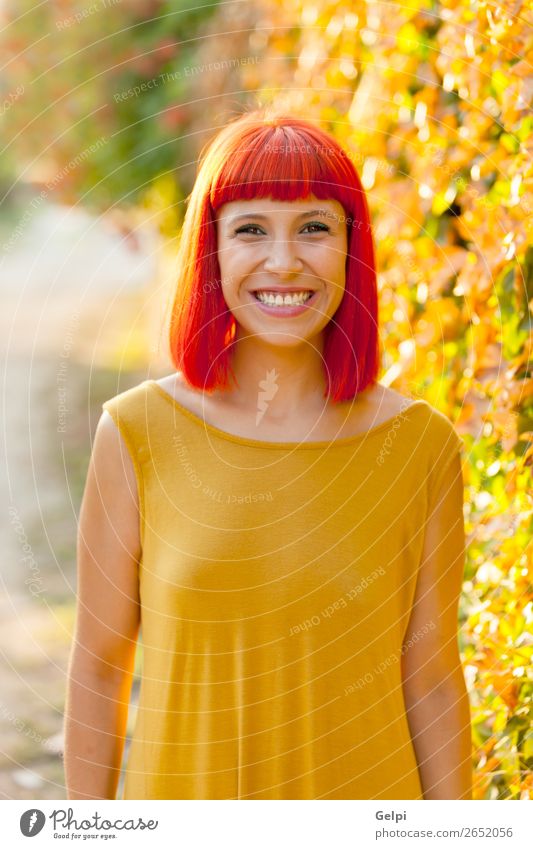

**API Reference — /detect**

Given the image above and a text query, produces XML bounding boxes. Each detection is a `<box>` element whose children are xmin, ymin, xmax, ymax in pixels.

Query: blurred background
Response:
<box><xmin>0</xmin><ymin>0</ymin><xmax>531</xmax><ymax>800</ymax></box>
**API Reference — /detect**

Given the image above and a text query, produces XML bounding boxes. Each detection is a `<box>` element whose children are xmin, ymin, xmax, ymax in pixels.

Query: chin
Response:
<box><xmin>237</xmin><ymin>325</ymin><xmax>313</xmax><ymax>346</ymax></box>
<box><xmin>258</xmin><ymin>329</ymin><xmax>307</xmax><ymax>342</ymax></box>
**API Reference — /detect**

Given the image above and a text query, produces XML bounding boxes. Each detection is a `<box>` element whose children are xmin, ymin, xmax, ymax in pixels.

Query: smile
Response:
<box><xmin>253</xmin><ymin>290</ymin><xmax>315</xmax><ymax>306</ymax></box>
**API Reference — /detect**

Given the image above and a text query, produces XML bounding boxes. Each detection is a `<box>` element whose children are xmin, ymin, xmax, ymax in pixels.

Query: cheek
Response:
<box><xmin>321</xmin><ymin>248</ymin><xmax>346</xmax><ymax>280</ymax></box>
<box><xmin>220</xmin><ymin>277</ymin><xmax>240</xmax><ymax>306</ymax></box>
<box><xmin>320</xmin><ymin>239</ymin><xmax>345</xmax><ymax>264</ymax></box>
<box><xmin>218</xmin><ymin>242</ymin><xmax>251</xmax><ymax>270</ymax></box>
<box><xmin>217</xmin><ymin>252</ymin><xmax>239</xmax><ymax>285</ymax></box>
<box><xmin>216</xmin><ymin>239</ymin><xmax>230</xmax><ymax>263</ymax></box>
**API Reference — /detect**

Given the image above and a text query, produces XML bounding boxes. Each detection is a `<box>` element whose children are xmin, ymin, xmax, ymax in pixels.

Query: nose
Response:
<box><xmin>263</xmin><ymin>236</ymin><xmax>303</xmax><ymax>276</ymax></box>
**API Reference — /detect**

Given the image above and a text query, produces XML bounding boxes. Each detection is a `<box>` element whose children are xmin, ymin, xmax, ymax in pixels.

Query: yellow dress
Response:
<box><xmin>102</xmin><ymin>379</ymin><xmax>464</xmax><ymax>800</ymax></box>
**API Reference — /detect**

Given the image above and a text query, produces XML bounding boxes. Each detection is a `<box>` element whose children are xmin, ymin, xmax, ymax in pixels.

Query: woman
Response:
<box><xmin>64</xmin><ymin>109</ymin><xmax>473</xmax><ymax>800</ymax></box>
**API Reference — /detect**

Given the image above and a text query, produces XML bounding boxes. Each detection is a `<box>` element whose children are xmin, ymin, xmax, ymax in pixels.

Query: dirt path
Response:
<box><xmin>0</xmin><ymin>199</ymin><xmax>160</xmax><ymax>798</ymax></box>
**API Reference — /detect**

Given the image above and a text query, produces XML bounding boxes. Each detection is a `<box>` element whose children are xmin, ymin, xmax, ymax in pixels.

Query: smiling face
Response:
<box><xmin>215</xmin><ymin>195</ymin><xmax>348</xmax><ymax>347</ymax></box>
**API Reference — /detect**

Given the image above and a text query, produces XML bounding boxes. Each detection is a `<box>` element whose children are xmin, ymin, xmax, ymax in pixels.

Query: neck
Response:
<box><xmin>221</xmin><ymin>331</ymin><xmax>329</xmax><ymax>418</ymax></box>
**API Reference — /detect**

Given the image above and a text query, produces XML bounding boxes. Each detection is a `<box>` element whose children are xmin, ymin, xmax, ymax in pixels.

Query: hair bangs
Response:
<box><xmin>209</xmin><ymin>123</ymin><xmax>357</xmax><ymax>216</ymax></box>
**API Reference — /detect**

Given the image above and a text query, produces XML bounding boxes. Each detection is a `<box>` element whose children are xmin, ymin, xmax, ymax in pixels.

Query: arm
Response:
<box><xmin>64</xmin><ymin>410</ymin><xmax>141</xmax><ymax>800</ymax></box>
<box><xmin>401</xmin><ymin>450</ymin><xmax>473</xmax><ymax>800</ymax></box>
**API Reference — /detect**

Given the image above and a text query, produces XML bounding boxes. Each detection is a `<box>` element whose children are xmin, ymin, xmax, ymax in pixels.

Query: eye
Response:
<box><xmin>302</xmin><ymin>221</ymin><xmax>331</xmax><ymax>233</ymax></box>
<box><xmin>234</xmin><ymin>224</ymin><xmax>264</xmax><ymax>235</ymax></box>
<box><xmin>233</xmin><ymin>221</ymin><xmax>331</xmax><ymax>236</ymax></box>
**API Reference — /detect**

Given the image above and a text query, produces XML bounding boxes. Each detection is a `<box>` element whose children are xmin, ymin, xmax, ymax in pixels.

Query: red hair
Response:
<box><xmin>168</xmin><ymin>108</ymin><xmax>380</xmax><ymax>402</ymax></box>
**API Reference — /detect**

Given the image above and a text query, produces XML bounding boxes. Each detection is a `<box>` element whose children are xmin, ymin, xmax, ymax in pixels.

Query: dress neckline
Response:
<box><xmin>146</xmin><ymin>379</ymin><xmax>427</xmax><ymax>451</ymax></box>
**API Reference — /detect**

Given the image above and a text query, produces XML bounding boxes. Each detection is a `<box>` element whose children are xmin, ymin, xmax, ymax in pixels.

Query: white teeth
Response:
<box><xmin>255</xmin><ymin>290</ymin><xmax>314</xmax><ymax>306</ymax></box>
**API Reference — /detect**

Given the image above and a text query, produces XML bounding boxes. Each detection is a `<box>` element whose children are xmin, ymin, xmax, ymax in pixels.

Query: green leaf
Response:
<box><xmin>500</xmin><ymin>134</ymin><xmax>520</xmax><ymax>154</ymax></box>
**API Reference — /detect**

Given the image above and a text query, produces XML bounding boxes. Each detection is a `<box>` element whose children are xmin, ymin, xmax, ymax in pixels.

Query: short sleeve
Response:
<box><xmin>102</xmin><ymin>387</ymin><xmax>147</xmax><ymax>552</ymax></box>
<box><xmin>425</xmin><ymin>410</ymin><xmax>465</xmax><ymax>516</ymax></box>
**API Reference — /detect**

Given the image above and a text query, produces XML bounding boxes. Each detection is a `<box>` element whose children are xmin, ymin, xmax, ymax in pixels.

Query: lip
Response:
<box><xmin>250</xmin><ymin>287</ymin><xmax>316</xmax><ymax>294</ymax></box>
<box><xmin>247</xmin><ymin>289</ymin><xmax>319</xmax><ymax>317</ymax></box>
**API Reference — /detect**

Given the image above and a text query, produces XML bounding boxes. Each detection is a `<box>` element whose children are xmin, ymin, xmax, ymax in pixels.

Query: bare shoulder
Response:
<box><xmin>153</xmin><ymin>374</ymin><xmax>420</xmax><ymax>437</ymax></box>
<box><xmin>155</xmin><ymin>371</ymin><xmax>193</xmax><ymax>396</ymax></box>
<box><xmin>154</xmin><ymin>375</ymin><xmax>415</xmax><ymax>413</ymax></box>
<box><xmin>339</xmin><ymin>382</ymin><xmax>419</xmax><ymax>427</ymax></box>
<box><xmin>154</xmin><ymin>371</ymin><xmax>206</xmax><ymax>416</ymax></box>
<box><xmin>374</xmin><ymin>384</ymin><xmax>419</xmax><ymax>415</ymax></box>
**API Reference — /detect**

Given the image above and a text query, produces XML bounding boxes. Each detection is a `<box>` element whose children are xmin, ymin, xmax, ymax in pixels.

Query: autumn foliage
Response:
<box><xmin>1</xmin><ymin>0</ymin><xmax>531</xmax><ymax>799</ymax></box>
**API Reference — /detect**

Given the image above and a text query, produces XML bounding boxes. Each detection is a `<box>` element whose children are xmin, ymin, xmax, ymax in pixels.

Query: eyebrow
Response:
<box><xmin>228</xmin><ymin>208</ymin><xmax>333</xmax><ymax>223</ymax></box>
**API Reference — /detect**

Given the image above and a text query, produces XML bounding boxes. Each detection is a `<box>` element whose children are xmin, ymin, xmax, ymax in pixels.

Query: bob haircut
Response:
<box><xmin>168</xmin><ymin>108</ymin><xmax>380</xmax><ymax>402</ymax></box>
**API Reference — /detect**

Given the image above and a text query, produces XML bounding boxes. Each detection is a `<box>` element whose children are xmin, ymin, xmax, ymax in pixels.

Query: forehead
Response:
<box><xmin>216</xmin><ymin>195</ymin><xmax>345</xmax><ymax>221</ymax></box>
